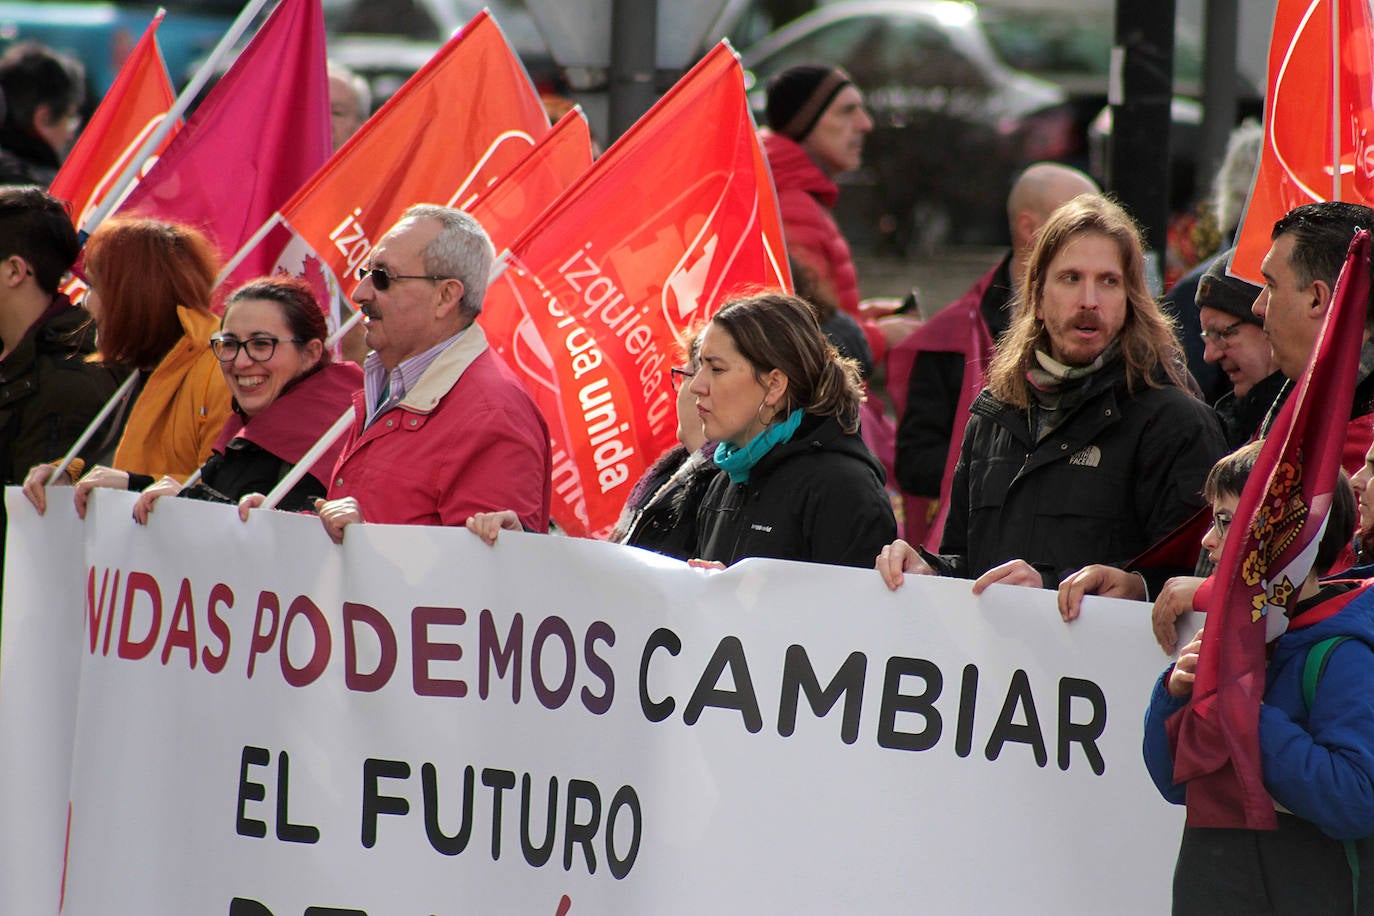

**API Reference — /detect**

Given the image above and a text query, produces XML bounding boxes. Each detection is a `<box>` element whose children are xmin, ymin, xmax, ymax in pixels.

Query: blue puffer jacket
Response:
<box><xmin>1143</xmin><ymin>581</ymin><xmax>1374</xmax><ymax>840</ymax></box>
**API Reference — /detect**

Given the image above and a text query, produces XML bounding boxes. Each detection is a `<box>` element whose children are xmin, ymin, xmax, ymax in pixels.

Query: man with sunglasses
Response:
<box><xmin>1197</xmin><ymin>249</ymin><xmax>1283</xmax><ymax>448</ymax></box>
<box><xmin>311</xmin><ymin>204</ymin><xmax>551</xmax><ymax>543</ymax></box>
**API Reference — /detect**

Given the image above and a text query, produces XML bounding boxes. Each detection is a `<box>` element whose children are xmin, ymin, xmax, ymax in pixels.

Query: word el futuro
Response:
<box><xmin>84</xmin><ymin>567</ymin><xmax>1109</xmax><ymax>773</ymax></box>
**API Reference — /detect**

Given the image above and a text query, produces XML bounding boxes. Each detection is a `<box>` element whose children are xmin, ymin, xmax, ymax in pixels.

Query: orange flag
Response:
<box><xmin>490</xmin><ymin>42</ymin><xmax>791</xmax><ymax>538</ymax></box>
<box><xmin>49</xmin><ymin>12</ymin><xmax>178</xmax><ymax>234</ymax></box>
<box><xmin>224</xmin><ymin>9</ymin><xmax>549</xmax><ymax>329</ymax></box>
<box><xmin>1232</xmin><ymin>0</ymin><xmax>1374</xmax><ymax>281</ymax></box>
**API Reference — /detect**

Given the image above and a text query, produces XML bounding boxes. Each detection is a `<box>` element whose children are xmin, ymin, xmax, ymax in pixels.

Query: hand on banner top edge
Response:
<box><xmin>73</xmin><ymin>465</ymin><xmax>130</xmax><ymax>519</ymax></box>
<box><xmin>21</xmin><ymin>462</ymin><xmax>71</xmax><ymax>514</ymax></box>
<box><xmin>875</xmin><ymin>538</ymin><xmax>933</xmax><ymax>590</ymax></box>
<box><xmin>971</xmin><ymin>558</ymin><xmax>1042</xmax><ymax>595</ymax></box>
<box><xmin>132</xmin><ymin>475</ymin><xmax>184</xmax><ymax>525</ymax></box>
<box><xmin>687</xmin><ymin>558</ymin><xmax>727</xmax><ymax>571</ymax></box>
<box><xmin>237</xmin><ymin>492</ymin><xmax>265</xmax><ymax>522</ymax></box>
<box><xmin>314</xmin><ymin>496</ymin><xmax>362</xmax><ymax>544</ymax></box>
<box><xmin>1152</xmin><ymin>576</ymin><xmax>1205</xmax><ymax>655</ymax></box>
<box><xmin>1167</xmin><ymin>628</ymin><xmax>1205</xmax><ymax>697</ymax></box>
<box><xmin>465</xmin><ymin>509</ymin><xmax>521</xmax><ymax>546</ymax></box>
<box><xmin>1056</xmin><ymin>564</ymin><xmax>1148</xmax><ymax>623</ymax></box>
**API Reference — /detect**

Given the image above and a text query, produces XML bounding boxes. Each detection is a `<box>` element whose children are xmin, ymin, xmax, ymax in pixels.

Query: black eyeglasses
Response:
<box><xmin>357</xmin><ymin>265</ymin><xmax>453</xmax><ymax>291</ymax></box>
<box><xmin>1199</xmin><ymin>319</ymin><xmax>1245</xmax><ymax>350</ymax></box>
<box><xmin>210</xmin><ymin>335</ymin><xmax>304</xmax><ymax>363</ymax></box>
<box><xmin>669</xmin><ymin>366</ymin><xmax>694</xmax><ymax>391</ymax></box>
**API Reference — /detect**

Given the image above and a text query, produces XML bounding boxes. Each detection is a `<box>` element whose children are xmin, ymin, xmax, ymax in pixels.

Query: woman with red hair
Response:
<box><xmin>22</xmin><ymin>217</ymin><xmax>233</xmax><ymax>514</ymax></box>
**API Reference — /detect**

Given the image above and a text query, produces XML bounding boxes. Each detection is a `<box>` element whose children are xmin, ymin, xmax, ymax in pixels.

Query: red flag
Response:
<box><xmin>115</xmin><ymin>0</ymin><xmax>330</xmax><ymax>282</ymax></box>
<box><xmin>489</xmin><ymin>42</ymin><xmax>791</xmax><ymax>538</ymax></box>
<box><xmin>221</xmin><ymin>9</ymin><xmax>548</xmax><ymax>331</ymax></box>
<box><xmin>49</xmin><ymin>13</ymin><xmax>177</xmax><ymax>234</ymax></box>
<box><xmin>1169</xmin><ymin>231</ymin><xmax>1371</xmax><ymax>828</ymax></box>
<box><xmin>1232</xmin><ymin>0</ymin><xmax>1374</xmax><ymax>281</ymax></box>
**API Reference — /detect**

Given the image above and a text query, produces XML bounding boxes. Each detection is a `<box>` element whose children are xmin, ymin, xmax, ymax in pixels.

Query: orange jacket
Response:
<box><xmin>114</xmin><ymin>306</ymin><xmax>232</xmax><ymax>480</ymax></box>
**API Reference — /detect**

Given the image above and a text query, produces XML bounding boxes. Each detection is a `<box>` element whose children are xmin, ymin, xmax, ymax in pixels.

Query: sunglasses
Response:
<box><xmin>210</xmin><ymin>335</ymin><xmax>304</xmax><ymax>363</ymax></box>
<box><xmin>356</xmin><ymin>266</ymin><xmax>453</xmax><ymax>291</ymax></box>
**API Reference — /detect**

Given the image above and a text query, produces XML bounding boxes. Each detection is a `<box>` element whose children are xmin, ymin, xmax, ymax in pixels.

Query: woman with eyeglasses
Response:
<box><xmin>22</xmin><ymin>217</ymin><xmax>233</xmax><ymax>516</ymax></box>
<box><xmin>130</xmin><ymin>277</ymin><xmax>362</xmax><ymax>521</ymax></box>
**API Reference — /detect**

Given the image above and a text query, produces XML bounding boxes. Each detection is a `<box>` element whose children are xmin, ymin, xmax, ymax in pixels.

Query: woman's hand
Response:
<box><xmin>1167</xmin><ymin>629</ymin><xmax>1205</xmax><ymax>698</ymax></box>
<box><xmin>73</xmin><ymin>466</ymin><xmax>130</xmax><ymax>519</ymax></box>
<box><xmin>876</xmin><ymin>539</ymin><xmax>934</xmax><ymax>590</ymax></box>
<box><xmin>237</xmin><ymin>492</ymin><xmax>265</xmax><ymax>522</ymax></box>
<box><xmin>21</xmin><ymin>463</ymin><xmax>71</xmax><ymax>515</ymax></box>
<box><xmin>687</xmin><ymin>559</ymin><xmax>726</xmax><ymax>571</ymax></box>
<box><xmin>465</xmin><ymin>510</ymin><xmax>521</xmax><ymax>546</ymax></box>
<box><xmin>132</xmin><ymin>476</ymin><xmax>184</xmax><ymax>525</ymax></box>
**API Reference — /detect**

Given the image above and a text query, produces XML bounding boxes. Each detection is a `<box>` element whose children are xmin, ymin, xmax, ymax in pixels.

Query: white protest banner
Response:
<box><xmin>1</xmin><ymin>488</ymin><xmax>1183</xmax><ymax>914</ymax></box>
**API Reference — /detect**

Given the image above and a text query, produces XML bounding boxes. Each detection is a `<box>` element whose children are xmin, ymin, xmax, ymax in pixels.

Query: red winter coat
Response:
<box><xmin>327</xmin><ymin>325</ymin><xmax>551</xmax><ymax>532</ymax></box>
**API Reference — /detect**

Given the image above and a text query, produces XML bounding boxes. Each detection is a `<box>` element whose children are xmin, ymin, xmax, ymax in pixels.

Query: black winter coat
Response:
<box><xmin>613</xmin><ymin>444</ymin><xmax>718</xmax><ymax>561</ymax></box>
<box><xmin>694</xmin><ymin>413</ymin><xmax>896</xmax><ymax>568</ymax></box>
<box><xmin>934</xmin><ymin>360</ymin><xmax>1227</xmax><ymax>586</ymax></box>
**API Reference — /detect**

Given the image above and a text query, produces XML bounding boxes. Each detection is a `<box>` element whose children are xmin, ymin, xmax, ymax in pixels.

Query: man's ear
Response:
<box><xmin>2</xmin><ymin>255</ymin><xmax>29</xmax><ymax>288</ymax></box>
<box><xmin>433</xmin><ymin>278</ymin><xmax>466</xmax><ymax>320</ymax></box>
<box><xmin>1310</xmin><ymin>279</ymin><xmax>1334</xmax><ymax>318</ymax></box>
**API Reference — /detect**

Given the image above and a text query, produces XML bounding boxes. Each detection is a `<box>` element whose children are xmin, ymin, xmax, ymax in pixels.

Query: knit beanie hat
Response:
<box><xmin>1197</xmin><ymin>248</ymin><xmax>1262</xmax><ymax>326</ymax></box>
<box><xmin>765</xmin><ymin>64</ymin><xmax>854</xmax><ymax>141</ymax></box>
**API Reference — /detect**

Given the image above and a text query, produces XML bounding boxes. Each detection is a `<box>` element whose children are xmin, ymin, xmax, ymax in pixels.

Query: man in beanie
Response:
<box><xmin>760</xmin><ymin>64</ymin><xmax>883</xmax><ymax>357</ymax></box>
<box><xmin>1198</xmin><ymin>248</ymin><xmax>1283</xmax><ymax>447</ymax></box>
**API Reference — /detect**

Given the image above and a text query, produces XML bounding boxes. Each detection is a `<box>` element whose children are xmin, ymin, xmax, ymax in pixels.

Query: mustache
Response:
<box><xmin>361</xmin><ymin>304</ymin><xmax>381</xmax><ymax>319</ymax></box>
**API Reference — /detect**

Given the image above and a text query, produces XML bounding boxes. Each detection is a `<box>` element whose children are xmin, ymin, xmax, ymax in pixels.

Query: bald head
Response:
<box><xmin>1007</xmin><ymin>163</ymin><xmax>1100</xmax><ymax>265</ymax></box>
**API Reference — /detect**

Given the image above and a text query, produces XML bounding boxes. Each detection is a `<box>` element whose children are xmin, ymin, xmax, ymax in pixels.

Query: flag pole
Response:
<box><xmin>48</xmin><ymin>372</ymin><xmax>138</xmax><ymax>486</ymax></box>
<box><xmin>79</xmin><ymin>0</ymin><xmax>276</xmax><ymax>235</ymax></box>
<box><xmin>1332</xmin><ymin>0</ymin><xmax>1341</xmax><ymax>201</ymax></box>
<box><xmin>213</xmin><ymin>211</ymin><xmax>284</xmax><ymax>289</ymax></box>
<box><xmin>256</xmin><ymin>408</ymin><xmax>353</xmax><ymax>510</ymax></box>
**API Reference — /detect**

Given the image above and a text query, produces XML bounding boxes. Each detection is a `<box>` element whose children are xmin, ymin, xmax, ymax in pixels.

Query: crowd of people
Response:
<box><xmin>3</xmin><ymin>33</ymin><xmax>1374</xmax><ymax>910</ymax></box>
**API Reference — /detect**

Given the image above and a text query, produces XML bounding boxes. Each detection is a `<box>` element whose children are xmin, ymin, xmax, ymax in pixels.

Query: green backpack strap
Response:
<box><xmin>1301</xmin><ymin>635</ymin><xmax>1359</xmax><ymax>913</ymax></box>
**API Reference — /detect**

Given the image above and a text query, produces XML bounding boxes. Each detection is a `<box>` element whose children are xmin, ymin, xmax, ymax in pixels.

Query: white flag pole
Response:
<box><xmin>257</xmin><ymin>408</ymin><xmax>353</xmax><ymax>510</ymax></box>
<box><xmin>49</xmin><ymin>371</ymin><xmax>138</xmax><ymax>486</ymax></box>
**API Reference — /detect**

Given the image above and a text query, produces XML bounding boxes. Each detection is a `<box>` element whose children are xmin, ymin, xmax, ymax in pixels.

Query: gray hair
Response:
<box><xmin>326</xmin><ymin>60</ymin><xmax>371</xmax><ymax>117</ymax></box>
<box><xmin>1212</xmin><ymin>120</ymin><xmax>1262</xmax><ymax>237</ymax></box>
<box><xmin>400</xmin><ymin>204</ymin><xmax>495</xmax><ymax>315</ymax></box>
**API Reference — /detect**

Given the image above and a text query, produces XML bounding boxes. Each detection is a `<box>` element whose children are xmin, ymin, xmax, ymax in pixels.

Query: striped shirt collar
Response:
<box><xmin>363</xmin><ymin>327</ymin><xmax>466</xmax><ymax>427</ymax></box>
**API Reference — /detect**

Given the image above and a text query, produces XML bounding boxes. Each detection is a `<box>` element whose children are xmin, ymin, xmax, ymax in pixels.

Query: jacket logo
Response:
<box><xmin>1069</xmin><ymin>445</ymin><xmax>1101</xmax><ymax>468</ymax></box>
<box><xmin>751</xmin><ymin>523</ymin><xmax>773</xmax><ymax>533</ymax></box>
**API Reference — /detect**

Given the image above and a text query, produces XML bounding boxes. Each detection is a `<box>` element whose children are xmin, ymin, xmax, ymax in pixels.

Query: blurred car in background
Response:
<box><xmin>733</xmin><ymin>0</ymin><xmax>1262</xmax><ymax>254</ymax></box>
<box><xmin>0</xmin><ymin>0</ymin><xmax>240</xmax><ymax>102</ymax></box>
<box><xmin>323</xmin><ymin>0</ymin><xmax>562</xmax><ymax>108</ymax></box>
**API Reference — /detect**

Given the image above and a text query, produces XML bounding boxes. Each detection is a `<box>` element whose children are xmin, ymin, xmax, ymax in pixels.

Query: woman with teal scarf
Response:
<box><xmin>688</xmin><ymin>293</ymin><xmax>896</xmax><ymax>567</ymax></box>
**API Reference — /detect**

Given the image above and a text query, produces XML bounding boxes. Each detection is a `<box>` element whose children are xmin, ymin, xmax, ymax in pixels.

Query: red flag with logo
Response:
<box><xmin>219</xmin><ymin>9</ymin><xmax>549</xmax><ymax>331</ymax></box>
<box><xmin>49</xmin><ymin>12</ymin><xmax>177</xmax><ymax>234</ymax></box>
<box><xmin>1167</xmin><ymin>231</ymin><xmax>1370</xmax><ymax>828</ymax></box>
<box><xmin>489</xmin><ymin>42</ymin><xmax>791</xmax><ymax>538</ymax></box>
<box><xmin>115</xmin><ymin>0</ymin><xmax>330</xmax><ymax>284</ymax></box>
<box><xmin>1232</xmin><ymin>0</ymin><xmax>1374</xmax><ymax>281</ymax></box>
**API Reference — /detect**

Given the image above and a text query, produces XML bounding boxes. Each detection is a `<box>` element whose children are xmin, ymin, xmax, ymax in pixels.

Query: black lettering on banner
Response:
<box><xmin>422</xmin><ymin>762</ymin><xmax>475</xmax><ymax>855</ymax></box>
<box><xmin>581</xmin><ymin>621</ymin><xmax>616</xmax><ymax>715</ymax></box>
<box><xmin>605</xmin><ymin>784</ymin><xmax>642</xmax><ymax>880</ymax></box>
<box><xmin>482</xmin><ymin>767</ymin><xmax>517</xmax><ymax>860</ymax></box>
<box><xmin>776</xmin><ymin>646</ymin><xmax>866</xmax><ymax>744</ymax></box>
<box><xmin>274</xmin><ymin>751</ymin><xmax>320</xmax><ymax>844</ymax></box>
<box><xmin>563</xmin><ymin>778</ymin><xmax>601</xmax><ymax>873</ymax></box>
<box><xmin>954</xmin><ymin>664</ymin><xmax>979</xmax><ymax>758</ymax></box>
<box><xmin>638</xmin><ymin>627</ymin><xmax>681</xmax><ymax>722</ymax></box>
<box><xmin>1058</xmin><ymin>676</ymin><xmax>1107</xmax><ymax>775</ymax></box>
<box><xmin>229</xmin><ymin>902</ymin><xmax>367</xmax><ymax>916</ymax></box>
<box><xmin>531</xmin><ymin>617</ymin><xmax>576</xmax><ymax>709</ymax></box>
<box><xmin>682</xmin><ymin>636</ymin><xmax>762</xmax><ymax>733</ymax></box>
<box><xmin>520</xmin><ymin>774</ymin><xmax>559</xmax><ymax>866</ymax></box>
<box><xmin>236</xmin><ymin>745</ymin><xmax>270</xmax><ymax>839</ymax></box>
<box><xmin>985</xmin><ymin>669</ymin><xmax>1048</xmax><ymax>766</ymax></box>
<box><xmin>877</xmin><ymin>656</ymin><xmax>942</xmax><ymax>751</ymax></box>
<box><xmin>360</xmin><ymin>758</ymin><xmax>410</xmax><ymax>848</ymax></box>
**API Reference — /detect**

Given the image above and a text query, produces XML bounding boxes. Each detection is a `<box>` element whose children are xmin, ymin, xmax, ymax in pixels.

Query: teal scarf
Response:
<box><xmin>714</xmin><ymin>409</ymin><xmax>804</xmax><ymax>484</ymax></box>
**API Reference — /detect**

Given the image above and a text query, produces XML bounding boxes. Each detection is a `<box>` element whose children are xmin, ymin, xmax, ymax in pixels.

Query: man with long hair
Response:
<box><xmin>877</xmin><ymin>195</ymin><xmax>1226</xmax><ymax>595</ymax></box>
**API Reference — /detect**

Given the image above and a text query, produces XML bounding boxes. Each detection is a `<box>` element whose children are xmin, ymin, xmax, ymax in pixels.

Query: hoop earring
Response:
<box><xmin>757</xmin><ymin>398</ymin><xmax>775</xmax><ymax>426</ymax></box>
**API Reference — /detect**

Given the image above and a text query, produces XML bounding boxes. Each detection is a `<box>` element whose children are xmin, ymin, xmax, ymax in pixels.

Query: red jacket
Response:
<box><xmin>327</xmin><ymin>325</ymin><xmax>551</xmax><ymax>531</ymax></box>
<box><xmin>760</xmin><ymin>129</ymin><xmax>885</xmax><ymax>361</ymax></box>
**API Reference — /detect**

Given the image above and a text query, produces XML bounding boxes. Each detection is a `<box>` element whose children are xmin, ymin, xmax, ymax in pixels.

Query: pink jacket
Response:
<box><xmin>327</xmin><ymin>325</ymin><xmax>551</xmax><ymax>531</ymax></box>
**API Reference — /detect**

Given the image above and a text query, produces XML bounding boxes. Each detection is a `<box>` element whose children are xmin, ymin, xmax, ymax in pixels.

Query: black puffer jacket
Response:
<box><xmin>612</xmin><ymin>444</ymin><xmax>718</xmax><ymax>561</ymax></box>
<box><xmin>934</xmin><ymin>359</ymin><xmax>1226</xmax><ymax>586</ymax></box>
<box><xmin>694</xmin><ymin>413</ymin><xmax>897</xmax><ymax>568</ymax></box>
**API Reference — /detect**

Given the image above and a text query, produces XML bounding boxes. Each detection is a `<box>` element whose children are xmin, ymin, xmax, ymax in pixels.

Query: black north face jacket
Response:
<box><xmin>932</xmin><ymin>359</ymin><xmax>1226</xmax><ymax>587</ymax></box>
